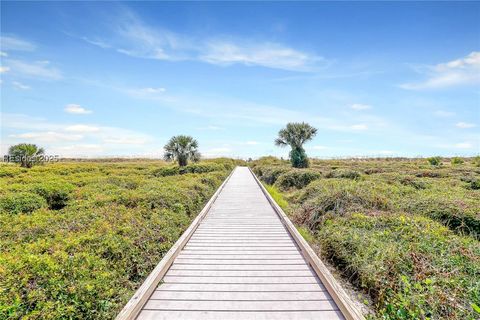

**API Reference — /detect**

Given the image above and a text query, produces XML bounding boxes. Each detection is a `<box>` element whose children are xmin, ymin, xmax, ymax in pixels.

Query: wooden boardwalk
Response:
<box><xmin>117</xmin><ymin>167</ymin><xmax>363</xmax><ymax>320</ymax></box>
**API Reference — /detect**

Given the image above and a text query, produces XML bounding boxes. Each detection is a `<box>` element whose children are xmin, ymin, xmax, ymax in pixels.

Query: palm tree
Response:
<box><xmin>8</xmin><ymin>143</ymin><xmax>45</xmax><ymax>168</ymax></box>
<box><xmin>275</xmin><ymin>122</ymin><xmax>317</xmax><ymax>168</ymax></box>
<box><xmin>164</xmin><ymin>135</ymin><xmax>200</xmax><ymax>166</ymax></box>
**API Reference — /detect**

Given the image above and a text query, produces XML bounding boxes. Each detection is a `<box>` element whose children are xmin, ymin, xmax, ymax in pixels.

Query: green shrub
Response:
<box><xmin>151</xmin><ymin>162</ymin><xmax>227</xmax><ymax>177</ymax></box>
<box><xmin>325</xmin><ymin>169</ymin><xmax>361</xmax><ymax>180</ymax></box>
<box><xmin>451</xmin><ymin>157</ymin><xmax>464</xmax><ymax>165</ymax></box>
<box><xmin>427</xmin><ymin>156</ymin><xmax>442</xmax><ymax>166</ymax></box>
<box><xmin>0</xmin><ymin>192</ymin><xmax>47</xmax><ymax>214</ymax></box>
<box><xmin>274</xmin><ymin>169</ymin><xmax>321</xmax><ymax>190</ymax></box>
<box><xmin>0</xmin><ymin>160</ymin><xmax>230</xmax><ymax>319</ymax></box>
<box><xmin>252</xmin><ymin>165</ymin><xmax>290</xmax><ymax>184</ymax></box>
<box><xmin>472</xmin><ymin>156</ymin><xmax>480</xmax><ymax>167</ymax></box>
<box><xmin>293</xmin><ymin>179</ymin><xmax>392</xmax><ymax>229</ymax></box>
<box><xmin>317</xmin><ymin>213</ymin><xmax>480</xmax><ymax>320</ymax></box>
<box><xmin>399</xmin><ymin>176</ymin><xmax>427</xmax><ymax>190</ymax></box>
<box><xmin>30</xmin><ymin>181</ymin><xmax>75</xmax><ymax>210</ymax></box>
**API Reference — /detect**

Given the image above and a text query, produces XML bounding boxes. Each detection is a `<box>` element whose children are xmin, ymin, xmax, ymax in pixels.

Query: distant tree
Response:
<box><xmin>8</xmin><ymin>143</ymin><xmax>45</xmax><ymax>168</ymax></box>
<box><xmin>275</xmin><ymin>122</ymin><xmax>317</xmax><ymax>168</ymax></box>
<box><xmin>164</xmin><ymin>135</ymin><xmax>200</xmax><ymax>167</ymax></box>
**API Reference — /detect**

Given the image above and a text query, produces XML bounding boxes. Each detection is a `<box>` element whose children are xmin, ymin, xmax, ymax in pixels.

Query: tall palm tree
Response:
<box><xmin>275</xmin><ymin>122</ymin><xmax>317</xmax><ymax>168</ymax></box>
<box><xmin>164</xmin><ymin>135</ymin><xmax>200</xmax><ymax>166</ymax></box>
<box><xmin>8</xmin><ymin>143</ymin><xmax>45</xmax><ymax>168</ymax></box>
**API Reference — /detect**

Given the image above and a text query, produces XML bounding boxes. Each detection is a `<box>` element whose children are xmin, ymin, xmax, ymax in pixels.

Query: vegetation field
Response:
<box><xmin>251</xmin><ymin>157</ymin><xmax>480</xmax><ymax>320</ymax></box>
<box><xmin>0</xmin><ymin>159</ymin><xmax>239</xmax><ymax>319</ymax></box>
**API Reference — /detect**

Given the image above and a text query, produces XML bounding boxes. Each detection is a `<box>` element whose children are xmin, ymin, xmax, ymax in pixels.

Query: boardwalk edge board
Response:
<box><xmin>248</xmin><ymin>167</ymin><xmax>365</xmax><ymax>320</ymax></box>
<box><xmin>115</xmin><ymin>168</ymin><xmax>236</xmax><ymax>320</ymax></box>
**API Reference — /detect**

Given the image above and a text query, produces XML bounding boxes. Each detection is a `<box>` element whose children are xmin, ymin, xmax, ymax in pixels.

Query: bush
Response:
<box><xmin>151</xmin><ymin>162</ymin><xmax>227</xmax><ymax>177</ymax></box>
<box><xmin>399</xmin><ymin>176</ymin><xmax>427</xmax><ymax>190</ymax></box>
<box><xmin>427</xmin><ymin>156</ymin><xmax>442</xmax><ymax>166</ymax></box>
<box><xmin>293</xmin><ymin>179</ymin><xmax>392</xmax><ymax>229</ymax></box>
<box><xmin>325</xmin><ymin>169</ymin><xmax>361</xmax><ymax>180</ymax></box>
<box><xmin>0</xmin><ymin>160</ymin><xmax>231</xmax><ymax>319</ymax></box>
<box><xmin>30</xmin><ymin>181</ymin><xmax>75</xmax><ymax>210</ymax></box>
<box><xmin>317</xmin><ymin>213</ymin><xmax>480</xmax><ymax>320</ymax></box>
<box><xmin>0</xmin><ymin>192</ymin><xmax>47</xmax><ymax>214</ymax></box>
<box><xmin>472</xmin><ymin>156</ymin><xmax>480</xmax><ymax>167</ymax></box>
<box><xmin>252</xmin><ymin>165</ymin><xmax>290</xmax><ymax>184</ymax></box>
<box><xmin>451</xmin><ymin>157</ymin><xmax>464</xmax><ymax>165</ymax></box>
<box><xmin>274</xmin><ymin>169</ymin><xmax>321</xmax><ymax>190</ymax></box>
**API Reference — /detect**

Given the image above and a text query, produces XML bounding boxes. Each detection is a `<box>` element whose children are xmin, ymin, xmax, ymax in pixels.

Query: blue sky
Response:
<box><xmin>1</xmin><ymin>2</ymin><xmax>479</xmax><ymax>158</ymax></box>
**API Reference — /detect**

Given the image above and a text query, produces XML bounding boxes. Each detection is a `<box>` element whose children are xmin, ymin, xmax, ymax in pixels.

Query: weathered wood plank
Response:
<box><xmin>143</xmin><ymin>299</ymin><xmax>339</xmax><ymax>311</ymax></box>
<box><xmin>162</xmin><ymin>276</ymin><xmax>321</xmax><ymax>284</ymax></box>
<box><xmin>137</xmin><ymin>310</ymin><xmax>344</xmax><ymax>320</ymax></box>
<box><xmin>155</xmin><ymin>283</ymin><xmax>326</xmax><ymax>292</ymax></box>
<box><xmin>149</xmin><ymin>290</ymin><xmax>331</xmax><ymax>301</ymax></box>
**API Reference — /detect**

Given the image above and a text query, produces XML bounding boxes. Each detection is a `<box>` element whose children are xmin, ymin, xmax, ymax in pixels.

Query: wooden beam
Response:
<box><xmin>249</xmin><ymin>167</ymin><xmax>365</xmax><ymax>320</ymax></box>
<box><xmin>115</xmin><ymin>168</ymin><xmax>236</xmax><ymax>320</ymax></box>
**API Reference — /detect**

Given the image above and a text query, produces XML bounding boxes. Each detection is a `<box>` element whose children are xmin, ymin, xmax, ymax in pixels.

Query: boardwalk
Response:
<box><xmin>118</xmin><ymin>167</ymin><xmax>362</xmax><ymax>320</ymax></box>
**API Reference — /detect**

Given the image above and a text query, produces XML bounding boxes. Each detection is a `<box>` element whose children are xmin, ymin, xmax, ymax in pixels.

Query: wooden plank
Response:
<box><xmin>249</xmin><ymin>167</ymin><xmax>365</xmax><ymax>320</ymax></box>
<box><xmin>149</xmin><ymin>290</ymin><xmax>330</xmax><ymax>301</ymax></box>
<box><xmin>114</xmin><ymin>169</ymin><xmax>236</xmax><ymax>320</ymax></box>
<box><xmin>143</xmin><ymin>299</ymin><xmax>338</xmax><ymax>311</ymax></box>
<box><xmin>137</xmin><ymin>310</ymin><xmax>344</xmax><ymax>320</ymax></box>
<box><xmin>169</xmin><ymin>264</ymin><xmax>311</xmax><ymax>271</ymax></box>
<box><xmin>165</xmin><ymin>270</ymin><xmax>316</xmax><ymax>277</ymax></box>
<box><xmin>162</xmin><ymin>276</ymin><xmax>320</xmax><ymax>284</ymax></box>
<box><xmin>155</xmin><ymin>283</ymin><xmax>326</xmax><ymax>292</ymax></box>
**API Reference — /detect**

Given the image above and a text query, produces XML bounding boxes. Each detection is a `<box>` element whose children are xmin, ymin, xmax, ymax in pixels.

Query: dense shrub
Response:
<box><xmin>252</xmin><ymin>156</ymin><xmax>479</xmax><ymax>320</ymax></box>
<box><xmin>151</xmin><ymin>162</ymin><xmax>230</xmax><ymax>177</ymax></box>
<box><xmin>274</xmin><ymin>169</ymin><xmax>321</xmax><ymax>190</ymax></box>
<box><xmin>0</xmin><ymin>192</ymin><xmax>47</xmax><ymax>214</ymax></box>
<box><xmin>252</xmin><ymin>165</ymin><xmax>290</xmax><ymax>184</ymax></box>
<box><xmin>399</xmin><ymin>176</ymin><xmax>427</xmax><ymax>190</ymax></box>
<box><xmin>451</xmin><ymin>157</ymin><xmax>464</xmax><ymax>165</ymax></box>
<box><xmin>0</xmin><ymin>160</ymin><xmax>231</xmax><ymax>319</ymax></box>
<box><xmin>318</xmin><ymin>213</ymin><xmax>480</xmax><ymax>320</ymax></box>
<box><xmin>325</xmin><ymin>169</ymin><xmax>361</xmax><ymax>180</ymax></box>
<box><xmin>293</xmin><ymin>179</ymin><xmax>392</xmax><ymax>229</ymax></box>
<box><xmin>30</xmin><ymin>181</ymin><xmax>75</xmax><ymax>210</ymax></box>
<box><xmin>427</xmin><ymin>156</ymin><xmax>442</xmax><ymax>166</ymax></box>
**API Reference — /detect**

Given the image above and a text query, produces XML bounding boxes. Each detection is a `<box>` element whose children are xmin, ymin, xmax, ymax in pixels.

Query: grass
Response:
<box><xmin>251</xmin><ymin>156</ymin><xmax>480</xmax><ymax>320</ymax></box>
<box><xmin>0</xmin><ymin>158</ymin><xmax>240</xmax><ymax>319</ymax></box>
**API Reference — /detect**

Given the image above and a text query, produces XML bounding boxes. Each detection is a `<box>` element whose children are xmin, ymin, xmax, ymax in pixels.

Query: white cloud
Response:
<box><xmin>65</xmin><ymin>124</ymin><xmax>100</xmax><ymax>133</ymax></box>
<box><xmin>434</xmin><ymin>110</ymin><xmax>455</xmax><ymax>117</ymax></box>
<box><xmin>203</xmin><ymin>147</ymin><xmax>232</xmax><ymax>157</ymax></box>
<box><xmin>128</xmin><ymin>87</ymin><xmax>166</xmax><ymax>98</ymax></box>
<box><xmin>0</xmin><ymin>36</ymin><xmax>36</xmax><ymax>51</ymax></box>
<box><xmin>82</xmin><ymin>9</ymin><xmax>324</xmax><ymax>72</ymax></box>
<box><xmin>103</xmin><ymin>137</ymin><xmax>148</xmax><ymax>145</ymax></box>
<box><xmin>200</xmin><ymin>40</ymin><xmax>321</xmax><ymax>72</ymax></box>
<box><xmin>456</xmin><ymin>122</ymin><xmax>476</xmax><ymax>129</ymax></box>
<box><xmin>6</xmin><ymin>59</ymin><xmax>62</xmax><ymax>80</ymax></box>
<box><xmin>12</xmin><ymin>81</ymin><xmax>30</xmax><ymax>90</ymax></box>
<box><xmin>351</xmin><ymin>103</ymin><xmax>372</xmax><ymax>110</ymax></box>
<box><xmin>400</xmin><ymin>52</ymin><xmax>480</xmax><ymax>90</ymax></box>
<box><xmin>50</xmin><ymin>144</ymin><xmax>104</xmax><ymax>157</ymax></box>
<box><xmin>9</xmin><ymin>131</ymin><xmax>83</xmax><ymax>143</ymax></box>
<box><xmin>0</xmin><ymin>51</ymin><xmax>8</xmax><ymax>57</ymax></box>
<box><xmin>65</xmin><ymin>104</ymin><xmax>92</xmax><ymax>114</ymax></box>
<box><xmin>350</xmin><ymin>124</ymin><xmax>368</xmax><ymax>131</ymax></box>
<box><xmin>455</xmin><ymin>142</ymin><xmax>473</xmax><ymax>149</ymax></box>
<box><xmin>0</xmin><ymin>66</ymin><xmax>10</xmax><ymax>73</ymax></box>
